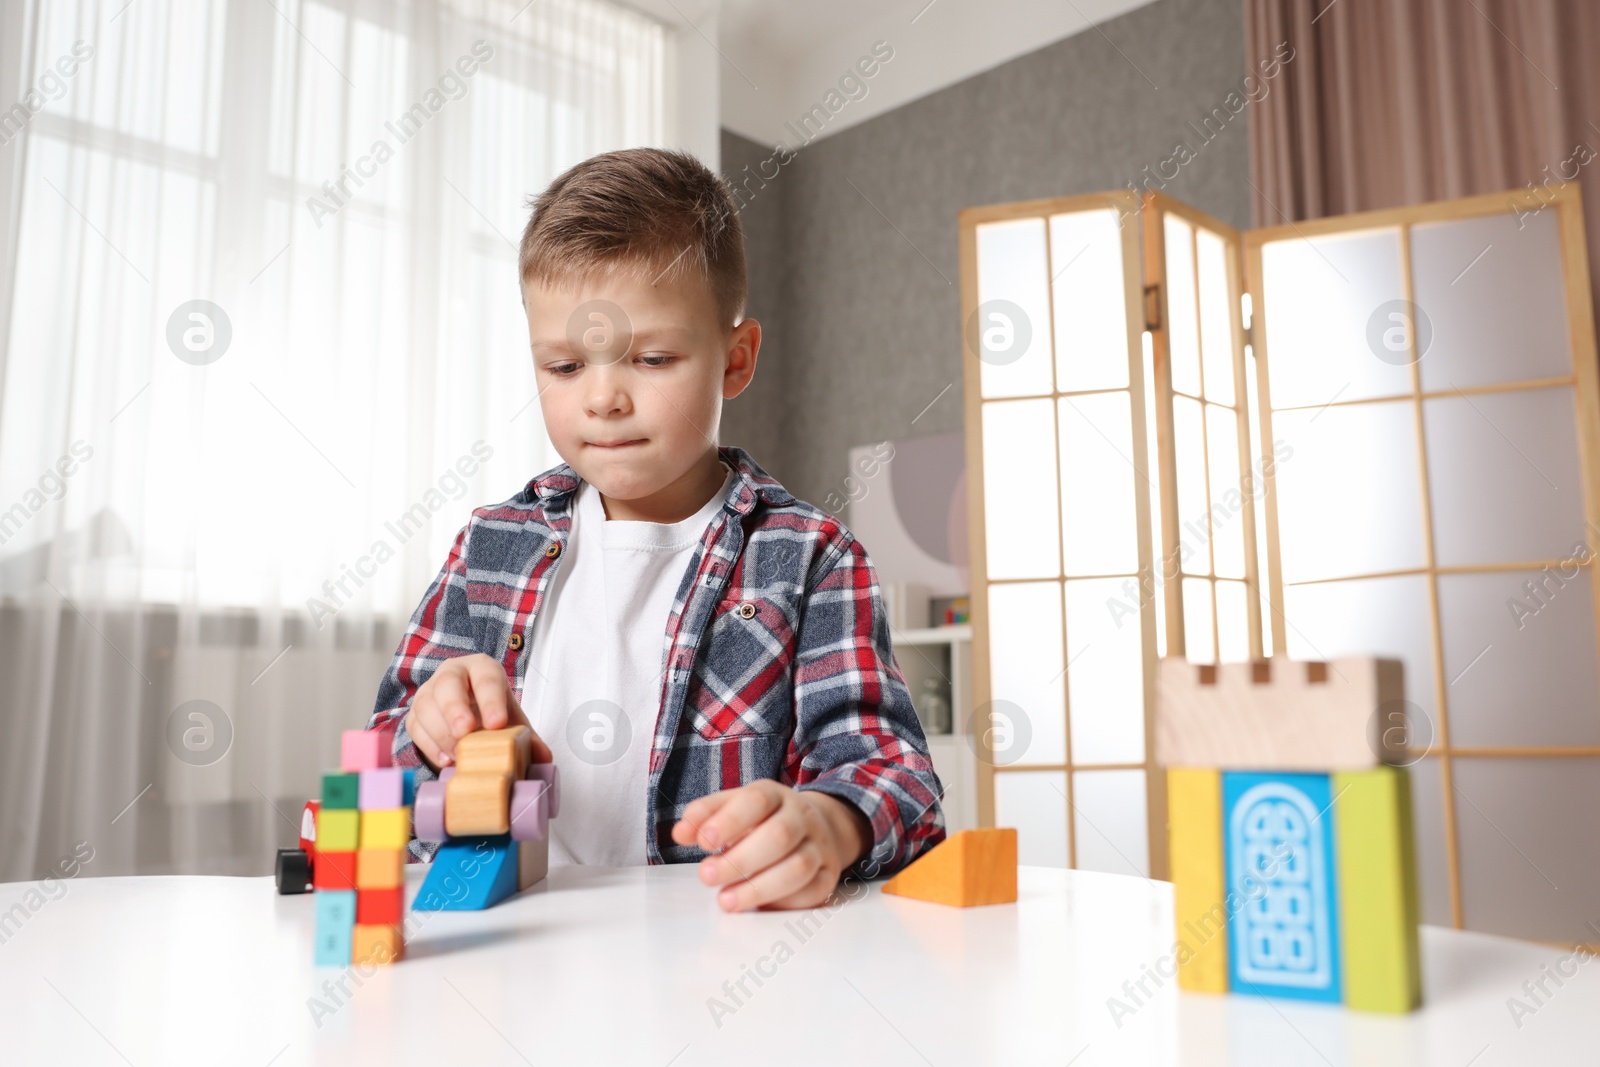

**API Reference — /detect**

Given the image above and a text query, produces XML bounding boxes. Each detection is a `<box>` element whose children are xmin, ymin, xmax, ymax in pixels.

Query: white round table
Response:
<box><xmin>0</xmin><ymin>864</ymin><xmax>1589</xmax><ymax>1065</ymax></box>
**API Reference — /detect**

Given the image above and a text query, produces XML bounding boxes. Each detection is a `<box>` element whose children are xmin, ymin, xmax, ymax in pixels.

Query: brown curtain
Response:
<box><xmin>1245</xmin><ymin>0</ymin><xmax>1600</xmax><ymax>328</ymax></box>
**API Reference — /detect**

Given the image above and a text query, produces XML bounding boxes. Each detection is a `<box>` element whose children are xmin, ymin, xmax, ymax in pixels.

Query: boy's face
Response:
<box><xmin>524</xmin><ymin>265</ymin><xmax>758</xmax><ymax>519</ymax></box>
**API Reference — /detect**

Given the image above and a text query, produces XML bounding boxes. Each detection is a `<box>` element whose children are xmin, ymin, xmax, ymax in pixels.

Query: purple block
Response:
<box><xmin>359</xmin><ymin>768</ymin><xmax>404</xmax><ymax>810</ymax></box>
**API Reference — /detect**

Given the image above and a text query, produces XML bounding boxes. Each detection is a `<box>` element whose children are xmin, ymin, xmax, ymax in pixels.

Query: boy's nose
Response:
<box><xmin>583</xmin><ymin>365</ymin><xmax>633</xmax><ymax>417</ymax></box>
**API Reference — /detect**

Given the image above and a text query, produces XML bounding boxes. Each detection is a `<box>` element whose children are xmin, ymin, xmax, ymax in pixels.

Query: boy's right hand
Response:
<box><xmin>403</xmin><ymin>653</ymin><xmax>550</xmax><ymax>773</ymax></box>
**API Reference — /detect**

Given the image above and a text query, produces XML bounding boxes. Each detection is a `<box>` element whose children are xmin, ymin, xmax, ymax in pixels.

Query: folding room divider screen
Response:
<box><xmin>959</xmin><ymin>182</ymin><xmax>1600</xmax><ymax>943</ymax></box>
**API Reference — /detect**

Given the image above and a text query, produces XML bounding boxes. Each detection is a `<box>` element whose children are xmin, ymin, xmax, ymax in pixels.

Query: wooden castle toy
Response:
<box><xmin>881</xmin><ymin>828</ymin><xmax>1018</xmax><ymax>907</ymax></box>
<box><xmin>312</xmin><ymin>728</ymin><xmax>414</xmax><ymax>966</ymax></box>
<box><xmin>1156</xmin><ymin>657</ymin><xmax>1422</xmax><ymax>1013</ymax></box>
<box><xmin>410</xmin><ymin>725</ymin><xmax>560</xmax><ymax>911</ymax></box>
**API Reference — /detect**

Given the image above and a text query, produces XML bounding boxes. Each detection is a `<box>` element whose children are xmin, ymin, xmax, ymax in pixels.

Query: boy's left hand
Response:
<box><xmin>672</xmin><ymin>781</ymin><xmax>873</xmax><ymax>912</ymax></box>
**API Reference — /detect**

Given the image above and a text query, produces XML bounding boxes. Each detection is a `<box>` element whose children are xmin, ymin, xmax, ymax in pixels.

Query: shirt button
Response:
<box><xmin>544</xmin><ymin>542</ymin><xmax>562</xmax><ymax>559</ymax></box>
<box><xmin>738</xmin><ymin>602</ymin><xmax>756</xmax><ymax>619</ymax></box>
<box><xmin>508</xmin><ymin>633</ymin><xmax>524</xmax><ymax>651</ymax></box>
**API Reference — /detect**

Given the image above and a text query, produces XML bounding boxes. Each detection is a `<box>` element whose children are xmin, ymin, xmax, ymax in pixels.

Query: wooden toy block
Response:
<box><xmin>517</xmin><ymin>835</ymin><xmax>550</xmax><ymax>891</ymax></box>
<box><xmin>360</xmin><ymin>807</ymin><xmax>411</xmax><ymax>851</ymax></box>
<box><xmin>321</xmin><ymin>772</ymin><xmax>359</xmax><ymax>810</ymax></box>
<box><xmin>359</xmin><ymin>768</ymin><xmax>404</xmax><ymax>810</ymax></box>
<box><xmin>455</xmin><ymin>726</ymin><xmax>532</xmax><ymax>779</ymax></box>
<box><xmin>1167</xmin><ymin>768</ymin><xmax>1228</xmax><ymax>993</ymax></box>
<box><xmin>313</xmin><ymin>890</ymin><xmax>356</xmax><ymax>966</ymax></box>
<box><xmin>445</xmin><ymin>771</ymin><xmax>511</xmax><ymax>836</ymax></box>
<box><xmin>341</xmin><ymin>728</ymin><xmax>392</xmax><ymax>772</ymax></box>
<box><xmin>351</xmin><ymin>923</ymin><xmax>403</xmax><ymax>966</ymax></box>
<box><xmin>312</xmin><ymin>849</ymin><xmax>358</xmax><ymax>891</ymax></box>
<box><xmin>1155</xmin><ymin>656</ymin><xmax>1407</xmax><ymax>770</ymax></box>
<box><xmin>317</xmin><ymin>808</ymin><xmax>360</xmax><ymax>852</ymax></box>
<box><xmin>880</xmin><ymin>828</ymin><xmax>1017</xmax><ymax>907</ymax></box>
<box><xmin>356</xmin><ymin>848</ymin><xmax>404</xmax><ymax>890</ymax></box>
<box><xmin>412</xmin><ymin>834</ymin><xmax>521</xmax><ymax>911</ymax></box>
<box><xmin>1223</xmin><ymin>771</ymin><xmax>1342</xmax><ymax>1004</ymax></box>
<box><xmin>1333</xmin><ymin>767</ymin><xmax>1422</xmax><ymax>1013</ymax></box>
<box><xmin>357</xmin><ymin>886</ymin><xmax>404</xmax><ymax>925</ymax></box>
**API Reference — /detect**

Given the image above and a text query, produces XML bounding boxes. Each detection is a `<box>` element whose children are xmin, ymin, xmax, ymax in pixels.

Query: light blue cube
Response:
<box><xmin>313</xmin><ymin>889</ymin><xmax>356</xmax><ymax>966</ymax></box>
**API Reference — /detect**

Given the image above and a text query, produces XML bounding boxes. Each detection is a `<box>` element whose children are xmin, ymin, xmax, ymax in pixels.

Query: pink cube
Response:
<box><xmin>359</xmin><ymin>767</ymin><xmax>404</xmax><ymax>810</ymax></box>
<box><xmin>341</xmin><ymin>728</ymin><xmax>392</xmax><ymax>773</ymax></box>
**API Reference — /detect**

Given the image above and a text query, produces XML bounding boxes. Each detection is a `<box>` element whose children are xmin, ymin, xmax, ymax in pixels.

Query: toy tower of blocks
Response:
<box><xmin>410</xmin><ymin>725</ymin><xmax>559</xmax><ymax>911</ymax></box>
<box><xmin>1155</xmin><ymin>656</ymin><xmax>1422</xmax><ymax>1013</ymax></box>
<box><xmin>313</xmin><ymin>728</ymin><xmax>415</xmax><ymax>967</ymax></box>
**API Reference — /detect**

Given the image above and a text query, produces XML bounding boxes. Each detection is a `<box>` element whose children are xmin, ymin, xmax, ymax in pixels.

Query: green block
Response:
<box><xmin>1333</xmin><ymin>766</ymin><xmax>1422</xmax><ymax>1013</ymax></box>
<box><xmin>322</xmin><ymin>771</ymin><xmax>360</xmax><ymax>809</ymax></box>
<box><xmin>317</xmin><ymin>808</ymin><xmax>360</xmax><ymax>852</ymax></box>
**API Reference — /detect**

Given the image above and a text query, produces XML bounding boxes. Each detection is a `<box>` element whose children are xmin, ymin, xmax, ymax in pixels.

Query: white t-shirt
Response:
<box><xmin>522</xmin><ymin>462</ymin><xmax>733</xmax><ymax>866</ymax></box>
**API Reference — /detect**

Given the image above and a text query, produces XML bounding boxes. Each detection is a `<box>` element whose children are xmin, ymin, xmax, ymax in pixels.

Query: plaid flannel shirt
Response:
<box><xmin>366</xmin><ymin>444</ymin><xmax>945</xmax><ymax>876</ymax></box>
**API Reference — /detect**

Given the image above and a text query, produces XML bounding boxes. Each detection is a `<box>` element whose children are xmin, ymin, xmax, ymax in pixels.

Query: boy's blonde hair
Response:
<box><xmin>518</xmin><ymin>147</ymin><xmax>747</xmax><ymax>329</ymax></box>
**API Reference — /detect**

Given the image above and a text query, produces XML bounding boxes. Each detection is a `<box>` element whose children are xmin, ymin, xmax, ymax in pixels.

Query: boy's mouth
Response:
<box><xmin>587</xmin><ymin>438</ymin><xmax>646</xmax><ymax>449</ymax></box>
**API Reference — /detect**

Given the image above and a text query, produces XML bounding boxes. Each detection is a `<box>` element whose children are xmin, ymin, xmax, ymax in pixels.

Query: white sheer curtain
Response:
<box><xmin>0</xmin><ymin>0</ymin><xmax>668</xmax><ymax>880</ymax></box>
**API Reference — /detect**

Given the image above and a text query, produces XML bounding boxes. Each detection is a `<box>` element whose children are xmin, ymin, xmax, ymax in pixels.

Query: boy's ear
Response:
<box><xmin>723</xmin><ymin>317</ymin><xmax>760</xmax><ymax>400</ymax></box>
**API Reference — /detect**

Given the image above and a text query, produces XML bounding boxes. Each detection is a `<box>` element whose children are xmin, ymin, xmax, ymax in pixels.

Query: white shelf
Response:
<box><xmin>894</xmin><ymin>624</ymin><xmax>972</xmax><ymax>645</ymax></box>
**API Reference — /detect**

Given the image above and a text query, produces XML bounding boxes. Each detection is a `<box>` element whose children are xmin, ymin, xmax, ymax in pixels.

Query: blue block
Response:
<box><xmin>411</xmin><ymin>834</ymin><xmax>520</xmax><ymax>911</ymax></box>
<box><xmin>313</xmin><ymin>890</ymin><xmax>356</xmax><ymax>966</ymax></box>
<box><xmin>1223</xmin><ymin>771</ymin><xmax>1342</xmax><ymax>1003</ymax></box>
<box><xmin>401</xmin><ymin>768</ymin><xmax>416</xmax><ymax>807</ymax></box>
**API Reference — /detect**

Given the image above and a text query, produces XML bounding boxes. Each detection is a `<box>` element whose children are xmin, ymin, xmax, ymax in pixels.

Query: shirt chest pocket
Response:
<box><xmin>687</xmin><ymin>593</ymin><xmax>799</xmax><ymax>740</ymax></box>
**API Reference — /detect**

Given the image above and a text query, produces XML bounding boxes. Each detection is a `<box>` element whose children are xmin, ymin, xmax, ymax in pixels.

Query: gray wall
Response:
<box><xmin>719</xmin><ymin>0</ymin><xmax>1253</xmax><ymax>509</ymax></box>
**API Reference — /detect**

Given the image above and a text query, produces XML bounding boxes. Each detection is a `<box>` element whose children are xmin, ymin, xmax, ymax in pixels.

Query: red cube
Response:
<box><xmin>357</xmin><ymin>886</ymin><xmax>404</xmax><ymax>925</ymax></box>
<box><xmin>312</xmin><ymin>849</ymin><xmax>358</xmax><ymax>891</ymax></box>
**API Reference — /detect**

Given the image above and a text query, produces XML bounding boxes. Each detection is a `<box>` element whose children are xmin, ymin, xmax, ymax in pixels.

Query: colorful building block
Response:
<box><xmin>341</xmin><ymin>728</ymin><xmax>393</xmax><ymax>772</ymax></box>
<box><xmin>314</xmin><ymin>890</ymin><xmax>356</xmax><ymax>966</ymax></box>
<box><xmin>312</xmin><ymin>849</ymin><xmax>358</xmax><ymax>892</ymax></box>
<box><xmin>455</xmin><ymin>726</ymin><xmax>532</xmax><ymax>778</ymax></box>
<box><xmin>1224</xmin><ymin>771</ymin><xmax>1342</xmax><ymax>1004</ymax></box>
<box><xmin>360</xmin><ymin>808</ymin><xmax>410</xmax><ymax>851</ymax></box>
<box><xmin>880</xmin><ymin>828</ymin><xmax>1017</xmax><ymax>907</ymax></box>
<box><xmin>316</xmin><ymin>808</ymin><xmax>360</xmax><ymax>852</ymax></box>
<box><xmin>321</xmin><ymin>772</ymin><xmax>359</xmax><ymax>810</ymax></box>
<box><xmin>359</xmin><ymin>768</ymin><xmax>405</xmax><ymax>810</ymax></box>
<box><xmin>1333</xmin><ymin>767</ymin><xmax>1422</xmax><ymax>1012</ymax></box>
<box><xmin>445</xmin><ymin>772</ymin><xmax>511</xmax><ymax>836</ymax></box>
<box><xmin>352</xmin><ymin>923</ymin><xmax>403</xmax><ymax>966</ymax></box>
<box><xmin>412</xmin><ymin>835</ymin><xmax>522</xmax><ymax>911</ymax></box>
<box><xmin>1157</xmin><ymin>656</ymin><xmax>1422</xmax><ymax>1013</ymax></box>
<box><xmin>1167</xmin><ymin>768</ymin><xmax>1227</xmax><ymax>993</ymax></box>
<box><xmin>357</xmin><ymin>887</ymin><xmax>404</xmax><ymax>925</ymax></box>
<box><xmin>356</xmin><ymin>848</ymin><xmax>404</xmax><ymax>890</ymax></box>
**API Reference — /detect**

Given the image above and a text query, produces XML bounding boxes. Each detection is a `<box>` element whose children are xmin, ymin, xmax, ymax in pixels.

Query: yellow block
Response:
<box><xmin>351</xmin><ymin>923</ymin><xmax>403</xmax><ymax>966</ymax></box>
<box><xmin>356</xmin><ymin>848</ymin><xmax>405</xmax><ymax>889</ymax></box>
<box><xmin>359</xmin><ymin>808</ymin><xmax>411</xmax><ymax>851</ymax></box>
<box><xmin>1333</xmin><ymin>767</ymin><xmax>1422</xmax><ymax>1012</ymax></box>
<box><xmin>316</xmin><ymin>808</ymin><xmax>359</xmax><ymax>852</ymax></box>
<box><xmin>1167</xmin><ymin>768</ymin><xmax>1228</xmax><ymax>993</ymax></box>
<box><xmin>880</xmin><ymin>828</ymin><xmax>1017</xmax><ymax>907</ymax></box>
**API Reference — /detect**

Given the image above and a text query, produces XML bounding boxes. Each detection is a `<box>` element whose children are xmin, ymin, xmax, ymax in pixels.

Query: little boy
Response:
<box><xmin>366</xmin><ymin>147</ymin><xmax>943</xmax><ymax>912</ymax></box>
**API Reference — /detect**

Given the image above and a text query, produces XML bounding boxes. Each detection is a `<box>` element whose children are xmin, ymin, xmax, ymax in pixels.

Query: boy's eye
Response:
<box><xmin>547</xmin><ymin>362</ymin><xmax>581</xmax><ymax>376</ymax></box>
<box><xmin>637</xmin><ymin>354</ymin><xmax>673</xmax><ymax>367</ymax></box>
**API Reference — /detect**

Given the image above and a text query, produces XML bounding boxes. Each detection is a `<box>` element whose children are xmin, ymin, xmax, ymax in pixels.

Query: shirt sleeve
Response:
<box><xmin>367</xmin><ymin>520</ymin><xmax>480</xmax><ymax>859</ymax></box>
<box><xmin>789</xmin><ymin>528</ymin><xmax>947</xmax><ymax>879</ymax></box>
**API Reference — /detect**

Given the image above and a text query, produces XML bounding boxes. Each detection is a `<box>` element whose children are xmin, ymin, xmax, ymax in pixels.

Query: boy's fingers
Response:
<box><xmin>694</xmin><ymin>782</ymin><xmax>783</xmax><ymax>851</ymax></box>
<box><xmin>430</xmin><ymin>667</ymin><xmax>481</xmax><ymax>753</ymax></box>
<box><xmin>717</xmin><ymin>848</ymin><xmax>821</xmax><ymax>912</ymax></box>
<box><xmin>699</xmin><ymin>806</ymin><xmax>804</xmax><ymax>887</ymax></box>
<box><xmin>464</xmin><ymin>656</ymin><xmax>516</xmax><ymax>730</ymax></box>
<box><xmin>406</xmin><ymin>704</ymin><xmax>447</xmax><ymax>769</ymax></box>
<box><xmin>760</xmin><ymin>868</ymin><xmax>836</xmax><ymax>912</ymax></box>
<box><xmin>674</xmin><ymin>791</ymin><xmax>736</xmax><ymax>845</ymax></box>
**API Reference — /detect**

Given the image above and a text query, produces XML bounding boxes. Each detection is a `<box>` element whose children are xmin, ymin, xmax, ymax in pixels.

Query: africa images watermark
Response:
<box><xmin>305</xmin><ymin>40</ymin><xmax>494</xmax><ymax>228</ymax></box>
<box><xmin>305</xmin><ymin>440</ymin><xmax>494</xmax><ymax>628</ymax></box>
<box><xmin>1504</xmin><ymin>922</ymin><xmax>1600</xmax><ymax>1030</ymax></box>
<box><xmin>0</xmin><ymin>40</ymin><xmax>94</xmax><ymax>148</ymax></box>
<box><xmin>0</xmin><ymin>439</ymin><xmax>94</xmax><ymax>548</ymax></box>
<box><xmin>0</xmin><ymin>841</ymin><xmax>96</xmax><ymax>948</ymax></box>
<box><xmin>1105</xmin><ymin>839</ymin><xmax>1295</xmax><ymax>1028</ymax></box>
<box><xmin>1506</xmin><ymin>539</ymin><xmax>1592</xmax><ymax>631</ymax></box>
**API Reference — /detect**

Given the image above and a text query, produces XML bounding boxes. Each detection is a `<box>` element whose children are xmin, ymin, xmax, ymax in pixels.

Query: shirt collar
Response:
<box><xmin>522</xmin><ymin>445</ymin><xmax>794</xmax><ymax>516</ymax></box>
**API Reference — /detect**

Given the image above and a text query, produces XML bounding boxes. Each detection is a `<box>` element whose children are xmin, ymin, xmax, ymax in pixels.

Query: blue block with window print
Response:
<box><xmin>1223</xmin><ymin>770</ymin><xmax>1342</xmax><ymax>1003</ymax></box>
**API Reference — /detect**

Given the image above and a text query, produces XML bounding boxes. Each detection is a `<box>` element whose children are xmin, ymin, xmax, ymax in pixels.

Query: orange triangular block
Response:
<box><xmin>880</xmin><ymin>828</ymin><xmax>1017</xmax><ymax>907</ymax></box>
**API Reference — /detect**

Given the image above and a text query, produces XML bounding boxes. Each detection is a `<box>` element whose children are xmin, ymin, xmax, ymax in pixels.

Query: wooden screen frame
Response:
<box><xmin>1243</xmin><ymin>181</ymin><xmax>1600</xmax><ymax>930</ymax></box>
<box><xmin>958</xmin><ymin>191</ymin><xmax>1166</xmax><ymax>879</ymax></box>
